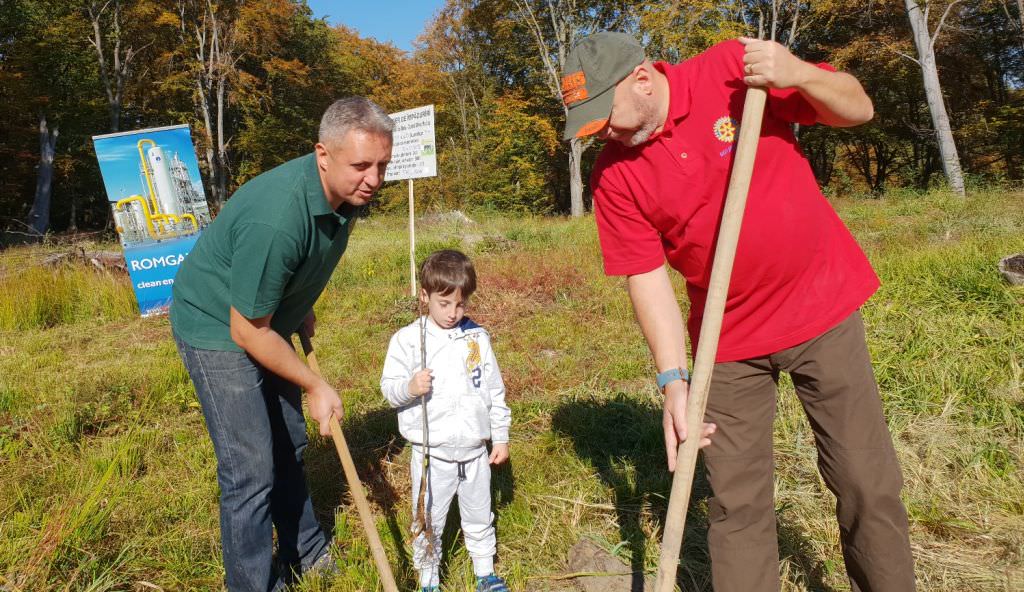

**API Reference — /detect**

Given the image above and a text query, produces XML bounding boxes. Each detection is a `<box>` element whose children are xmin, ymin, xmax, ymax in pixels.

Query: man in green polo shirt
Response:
<box><xmin>170</xmin><ymin>96</ymin><xmax>393</xmax><ymax>592</ymax></box>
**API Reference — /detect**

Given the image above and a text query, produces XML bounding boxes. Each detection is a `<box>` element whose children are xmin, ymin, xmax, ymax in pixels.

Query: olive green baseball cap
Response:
<box><xmin>561</xmin><ymin>32</ymin><xmax>645</xmax><ymax>141</ymax></box>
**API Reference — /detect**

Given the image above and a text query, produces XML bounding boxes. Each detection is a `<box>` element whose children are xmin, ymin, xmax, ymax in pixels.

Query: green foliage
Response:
<box><xmin>0</xmin><ymin>0</ymin><xmax>110</xmax><ymax>230</ymax></box>
<box><xmin>468</xmin><ymin>94</ymin><xmax>560</xmax><ymax>213</ymax></box>
<box><xmin>640</xmin><ymin>0</ymin><xmax>750</xmax><ymax>62</ymax></box>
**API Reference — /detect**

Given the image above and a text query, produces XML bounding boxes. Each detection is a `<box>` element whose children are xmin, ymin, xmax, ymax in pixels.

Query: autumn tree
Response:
<box><xmin>232</xmin><ymin>1</ymin><xmax>334</xmax><ymax>183</ymax></box>
<box><xmin>506</xmin><ymin>0</ymin><xmax>639</xmax><ymax>216</ymax></box>
<box><xmin>169</xmin><ymin>0</ymin><xmax>246</xmax><ymax>207</ymax></box>
<box><xmin>3</xmin><ymin>0</ymin><xmax>1024</xmax><ymax>230</ymax></box>
<box><xmin>85</xmin><ymin>0</ymin><xmax>160</xmax><ymax>132</ymax></box>
<box><xmin>414</xmin><ymin>0</ymin><xmax>501</xmax><ymax>210</ymax></box>
<box><xmin>904</xmin><ymin>0</ymin><xmax>967</xmax><ymax>195</ymax></box>
<box><xmin>2</xmin><ymin>0</ymin><xmax>106</xmax><ymax>235</ymax></box>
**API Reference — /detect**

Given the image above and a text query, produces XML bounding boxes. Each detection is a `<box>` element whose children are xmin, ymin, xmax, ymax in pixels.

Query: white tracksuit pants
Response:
<box><xmin>411</xmin><ymin>447</ymin><xmax>496</xmax><ymax>583</ymax></box>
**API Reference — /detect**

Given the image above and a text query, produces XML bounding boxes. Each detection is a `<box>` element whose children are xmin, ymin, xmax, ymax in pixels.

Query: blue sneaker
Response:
<box><xmin>420</xmin><ymin>587</ymin><xmax>440</xmax><ymax>592</ymax></box>
<box><xmin>475</xmin><ymin>574</ymin><xmax>509</xmax><ymax>592</ymax></box>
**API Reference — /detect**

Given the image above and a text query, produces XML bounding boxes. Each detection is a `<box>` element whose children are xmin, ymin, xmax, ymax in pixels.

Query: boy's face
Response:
<box><xmin>420</xmin><ymin>288</ymin><xmax>467</xmax><ymax>330</ymax></box>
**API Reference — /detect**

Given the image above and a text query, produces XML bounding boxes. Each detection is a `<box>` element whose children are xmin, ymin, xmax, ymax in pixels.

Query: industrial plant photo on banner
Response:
<box><xmin>92</xmin><ymin>125</ymin><xmax>212</xmax><ymax>317</ymax></box>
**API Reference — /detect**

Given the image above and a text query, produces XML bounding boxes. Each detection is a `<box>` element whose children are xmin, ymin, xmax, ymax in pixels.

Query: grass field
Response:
<box><xmin>0</xmin><ymin>189</ymin><xmax>1022</xmax><ymax>591</ymax></box>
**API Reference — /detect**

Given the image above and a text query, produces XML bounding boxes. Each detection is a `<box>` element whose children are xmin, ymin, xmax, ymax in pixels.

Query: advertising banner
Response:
<box><xmin>92</xmin><ymin>125</ymin><xmax>211</xmax><ymax>316</ymax></box>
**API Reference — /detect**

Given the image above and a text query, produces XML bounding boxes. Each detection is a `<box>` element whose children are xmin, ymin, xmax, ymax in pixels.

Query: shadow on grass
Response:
<box><xmin>305</xmin><ymin>407</ymin><xmax>517</xmax><ymax>589</ymax></box>
<box><xmin>305</xmin><ymin>406</ymin><xmax>413</xmax><ymax>586</ymax></box>
<box><xmin>551</xmin><ymin>394</ymin><xmax>838</xmax><ymax>592</ymax></box>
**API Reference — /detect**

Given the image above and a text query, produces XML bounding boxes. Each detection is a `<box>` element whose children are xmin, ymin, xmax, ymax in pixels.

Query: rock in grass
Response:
<box><xmin>999</xmin><ymin>253</ymin><xmax>1024</xmax><ymax>285</ymax></box>
<box><xmin>564</xmin><ymin>538</ymin><xmax>655</xmax><ymax>592</ymax></box>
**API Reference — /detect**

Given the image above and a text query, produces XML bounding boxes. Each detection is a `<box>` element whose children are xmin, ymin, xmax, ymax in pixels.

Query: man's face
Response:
<box><xmin>420</xmin><ymin>288</ymin><xmax>467</xmax><ymax>330</ymax></box>
<box><xmin>315</xmin><ymin>129</ymin><xmax>393</xmax><ymax>208</ymax></box>
<box><xmin>596</xmin><ymin>74</ymin><xmax>660</xmax><ymax>147</ymax></box>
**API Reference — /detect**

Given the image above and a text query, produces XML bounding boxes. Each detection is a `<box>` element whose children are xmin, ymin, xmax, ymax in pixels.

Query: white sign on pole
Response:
<box><xmin>387</xmin><ymin>105</ymin><xmax>438</xmax><ymax>297</ymax></box>
<box><xmin>385</xmin><ymin>105</ymin><xmax>437</xmax><ymax>182</ymax></box>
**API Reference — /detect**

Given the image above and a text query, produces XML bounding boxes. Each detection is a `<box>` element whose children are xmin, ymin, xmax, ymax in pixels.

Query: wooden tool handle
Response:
<box><xmin>297</xmin><ymin>329</ymin><xmax>399</xmax><ymax>592</ymax></box>
<box><xmin>654</xmin><ymin>86</ymin><xmax>769</xmax><ymax>592</ymax></box>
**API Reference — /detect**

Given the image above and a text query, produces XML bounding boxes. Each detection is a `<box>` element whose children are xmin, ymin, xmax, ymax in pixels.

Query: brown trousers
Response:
<box><xmin>701</xmin><ymin>311</ymin><xmax>915</xmax><ymax>591</ymax></box>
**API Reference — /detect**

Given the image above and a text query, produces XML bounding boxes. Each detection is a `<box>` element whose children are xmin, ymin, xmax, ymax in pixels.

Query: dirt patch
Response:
<box><xmin>564</xmin><ymin>539</ymin><xmax>655</xmax><ymax>592</ymax></box>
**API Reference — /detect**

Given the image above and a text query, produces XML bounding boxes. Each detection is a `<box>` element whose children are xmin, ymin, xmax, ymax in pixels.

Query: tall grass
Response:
<box><xmin>0</xmin><ymin>255</ymin><xmax>137</xmax><ymax>330</ymax></box>
<box><xmin>0</xmin><ymin>190</ymin><xmax>1021</xmax><ymax>591</ymax></box>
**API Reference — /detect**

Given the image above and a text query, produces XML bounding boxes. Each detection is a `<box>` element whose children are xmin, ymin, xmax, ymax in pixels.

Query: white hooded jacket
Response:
<box><xmin>381</xmin><ymin>316</ymin><xmax>511</xmax><ymax>461</ymax></box>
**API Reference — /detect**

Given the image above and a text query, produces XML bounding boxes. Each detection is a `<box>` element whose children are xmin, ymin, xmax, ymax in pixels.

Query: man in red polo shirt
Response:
<box><xmin>562</xmin><ymin>32</ymin><xmax>915</xmax><ymax>591</ymax></box>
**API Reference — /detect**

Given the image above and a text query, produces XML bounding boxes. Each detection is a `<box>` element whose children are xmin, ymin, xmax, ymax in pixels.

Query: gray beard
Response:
<box><xmin>625</xmin><ymin>96</ymin><xmax>660</xmax><ymax>147</ymax></box>
<box><xmin>627</xmin><ymin>121</ymin><xmax>659</xmax><ymax>147</ymax></box>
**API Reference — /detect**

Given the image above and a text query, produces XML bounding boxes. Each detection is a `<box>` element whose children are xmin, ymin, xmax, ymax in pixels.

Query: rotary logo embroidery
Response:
<box><xmin>713</xmin><ymin>116</ymin><xmax>737</xmax><ymax>143</ymax></box>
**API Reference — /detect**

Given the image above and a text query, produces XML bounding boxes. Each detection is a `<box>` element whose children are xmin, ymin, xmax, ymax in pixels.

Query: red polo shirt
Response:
<box><xmin>591</xmin><ymin>40</ymin><xmax>879</xmax><ymax>362</ymax></box>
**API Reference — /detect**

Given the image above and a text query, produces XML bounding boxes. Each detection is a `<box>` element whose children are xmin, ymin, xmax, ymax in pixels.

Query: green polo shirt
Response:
<box><xmin>170</xmin><ymin>153</ymin><xmax>357</xmax><ymax>352</ymax></box>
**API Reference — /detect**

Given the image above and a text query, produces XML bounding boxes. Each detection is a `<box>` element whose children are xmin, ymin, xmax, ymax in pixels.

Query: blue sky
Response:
<box><xmin>305</xmin><ymin>1</ymin><xmax>446</xmax><ymax>53</ymax></box>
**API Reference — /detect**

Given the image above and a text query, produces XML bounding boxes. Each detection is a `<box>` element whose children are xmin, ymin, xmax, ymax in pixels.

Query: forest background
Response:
<box><xmin>2</xmin><ymin>0</ymin><xmax>1023</xmax><ymax>237</ymax></box>
<box><xmin>2</xmin><ymin>2</ymin><xmax>1023</xmax><ymax>590</ymax></box>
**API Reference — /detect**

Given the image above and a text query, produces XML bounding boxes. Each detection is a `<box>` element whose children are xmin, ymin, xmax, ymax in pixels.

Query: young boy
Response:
<box><xmin>380</xmin><ymin>249</ymin><xmax>512</xmax><ymax>592</ymax></box>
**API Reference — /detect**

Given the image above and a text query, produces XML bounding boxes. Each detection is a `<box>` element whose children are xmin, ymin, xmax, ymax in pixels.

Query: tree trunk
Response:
<box><xmin>905</xmin><ymin>0</ymin><xmax>966</xmax><ymax>196</ymax></box>
<box><xmin>1018</xmin><ymin>0</ymin><xmax>1024</xmax><ymax>50</ymax></box>
<box><xmin>27</xmin><ymin>114</ymin><xmax>58</xmax><ymax>235</ymax></box>
<box><xmin>1005</xmin><ymin>0</ymin><xmax>1024</xmax><ymax>52</ymax></box>
<box><xmin>216</xmin><ymin>73</ymin><xmax>228</xmax><ymax>203</ymax></box>
<box><xmin>568</xmin><ymin>137</ymin><xmax>584</xmax><ymax>217</ymax></box>
<box><xmin>87</xmin><ymin>0</ymin><xmax>135</xmax><ymax>132</ymax></box>
<box><xmin>196</xmin><ymin>78</ymin><xmax>219</xmax><ymax>206</ymax></box>
<box><xmin>68</xmin><ymin>196</ymin><xmax>78</xmax><ymax>232</ymax></box>
<box><xmin>180</xmin><ymin>0</ymin><xmax>234</xmax><ymax>207</ymax></box>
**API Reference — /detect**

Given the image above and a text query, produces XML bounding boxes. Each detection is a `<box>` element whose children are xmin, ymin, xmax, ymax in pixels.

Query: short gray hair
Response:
<box><xmin>319</xmin><ymin>97</ymin><xmax>394</xmax><ymax>146</ymax></box>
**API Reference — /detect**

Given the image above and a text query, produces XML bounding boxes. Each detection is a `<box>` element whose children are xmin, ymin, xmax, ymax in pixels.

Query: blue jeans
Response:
<box><xmin>174</xmin><ymin>332</ymin><xmax>329</xmax><ymax>591</ymax></box>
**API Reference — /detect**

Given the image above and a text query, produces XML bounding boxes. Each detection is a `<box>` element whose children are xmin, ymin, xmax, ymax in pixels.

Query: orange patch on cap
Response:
<box><xmin>561</xmin><ymin>71</ymin><xmax>588</xmax><ymax>106</ymax></box>
<box><xmin>576</xmin><ymin>118</ymin><xmax>608</xmax><ymax>138</ymax></box>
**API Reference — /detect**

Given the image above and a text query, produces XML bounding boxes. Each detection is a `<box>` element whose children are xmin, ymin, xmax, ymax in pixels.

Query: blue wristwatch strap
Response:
<box><xmin>656</xmin><ymin>367</ymin><xmax>690</xmax><ymax>391</ymax></box>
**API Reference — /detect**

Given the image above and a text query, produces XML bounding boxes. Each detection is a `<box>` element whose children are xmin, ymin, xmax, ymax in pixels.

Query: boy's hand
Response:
<box><xmin>408</xmin><ymin>369</ymin><xmax>433</xmax><ymax>397</ymax></box>
<box><xmin>489</xmin><ymin>442</ymin><xmax>509</xmax><ymax>465</ymax></box>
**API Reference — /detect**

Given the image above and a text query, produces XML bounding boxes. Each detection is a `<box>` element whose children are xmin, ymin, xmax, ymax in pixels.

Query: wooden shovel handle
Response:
<box><xmin>297</xmin><ymin>329</ymin><xmax>399</xmax><ymax>592</ymax></box>
<box><xmin>654</xmin><ymin>86</ymin><xmax>769</xmax><ymax>592</ymax></box>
